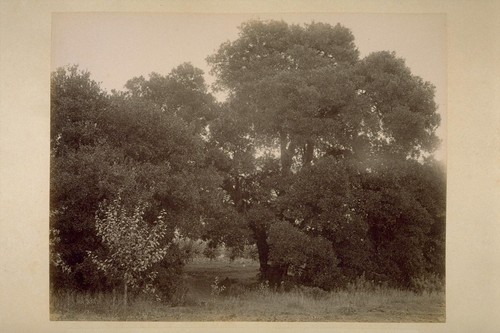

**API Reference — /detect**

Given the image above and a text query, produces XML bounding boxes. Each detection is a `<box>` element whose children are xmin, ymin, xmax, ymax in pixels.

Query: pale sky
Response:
<box><xmin>51</xmin><ymin>13</ymin><xmax>446</xmax><ymax>161</ymax></box>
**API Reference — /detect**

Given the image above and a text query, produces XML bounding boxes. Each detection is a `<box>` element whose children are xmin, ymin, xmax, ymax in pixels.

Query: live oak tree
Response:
<box><xmin>50</xmin><ymin>65</ymin><xmax>229</xmax><ymax>294</ymax></box>
<box><xmin>208</xmin><ymin>19</ymin><xmax>443</xmax><ymax>287</ymax></box>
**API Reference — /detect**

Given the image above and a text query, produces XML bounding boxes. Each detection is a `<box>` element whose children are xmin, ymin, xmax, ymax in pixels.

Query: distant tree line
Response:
<box><xmin>50</xmin><ymin>20</ymin><xmax>445</xmax><ymax>301</ymax></box>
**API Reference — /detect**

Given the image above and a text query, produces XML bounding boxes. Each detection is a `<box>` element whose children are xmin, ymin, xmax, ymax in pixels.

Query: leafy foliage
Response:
<box><xmin>356</xmin><ymin>159</ymin><xmax>446</xmax><ymax>287</ymax></box>
<box><xmin>50</xmin><ymin>65</ymin><xmax>229</xmax><ymax>293</ymax></box>
<box><xmin>279</xmin><ymin>157</ymin><xmax>371</xmax><ymax>283</ymax></box>
<box><xmin>50</xmin><ymin>19</ymin><xmax>446</xmax><ymax>296</ymax></box>
<box><xmin>207</xmin><ymin>19</ymin><xmax>444</xmax><ymax>290</ymax></box>
<box><xmin>124</xmin><ymin>62</ymin><xmax>217</xmax><ymax>135</ymax></box>
<box><xmin>88</xmin><ymin>198</ymin><xmax>171</xmax><ymax>302</ymax></box>
<box><xmin>268</xmin><ymin>221</ymin><xmax>340</xmax><ymax>290</ymax></box>
<box><xmin>356</xmin><ymin>51</ymin><xmax>441</xmax><ymax>158</ymax></box>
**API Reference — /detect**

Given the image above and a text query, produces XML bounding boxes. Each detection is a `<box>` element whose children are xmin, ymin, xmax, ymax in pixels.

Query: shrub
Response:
<box><xmin>268</xmin><ymin>221</ymin><xmax>341</xmax><ymax>290</ymax></box>
<box><xmin>410</xmin><ymin>273</ymin><xmax>444</xmax><ymax>294</ymax></box>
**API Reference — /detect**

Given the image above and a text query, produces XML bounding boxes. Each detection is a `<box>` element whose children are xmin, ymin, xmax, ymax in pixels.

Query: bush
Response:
<box><xmin>410</xmin><ymin>273</ymin><xmax>444</xmax><ymax>294</ymax></box>
<box><xmin>299</xmin><ymin>238</ymin><xmax>341</xmax><ymax>290</ymax></box>
<box><xmin>267</xmin><ymin>221</ymin><xmax>341</xmax><ymax>290</ymax></box>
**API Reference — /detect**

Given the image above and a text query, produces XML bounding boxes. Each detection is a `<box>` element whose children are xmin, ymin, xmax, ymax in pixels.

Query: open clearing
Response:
<box><xmin>51</xmin><ymin>258</ymin><xmax>445</xmax><ymax>322</ymax></box>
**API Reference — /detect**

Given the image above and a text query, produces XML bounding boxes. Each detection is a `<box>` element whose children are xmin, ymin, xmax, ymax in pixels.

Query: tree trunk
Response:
<box><xmin>251</xmin><ymin>223</ymin><xmax>270</xmax><ymax>279</ymax></box>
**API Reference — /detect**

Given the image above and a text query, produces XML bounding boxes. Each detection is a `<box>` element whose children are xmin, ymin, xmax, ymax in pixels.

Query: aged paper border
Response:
<box><xmin>1</xmin><ymin>0</ymin><xmax>499</xmax><ymax>332</ymax></box>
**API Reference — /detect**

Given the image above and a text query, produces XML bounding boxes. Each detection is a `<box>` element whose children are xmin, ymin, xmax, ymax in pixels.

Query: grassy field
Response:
<box><xmin>50</xmin><ymin>258</ymin><xmax>445</xmax><ymax>322</ymax></box>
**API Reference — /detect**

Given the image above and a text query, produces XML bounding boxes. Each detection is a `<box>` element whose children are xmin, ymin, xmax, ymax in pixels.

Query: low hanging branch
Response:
<box><xmin>88</xmin><ymin>197</ymin><xmax>170</xmax><ymax>306</ymax></box>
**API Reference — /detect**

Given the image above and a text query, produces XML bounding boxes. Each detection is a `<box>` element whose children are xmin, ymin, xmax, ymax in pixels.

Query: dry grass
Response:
<box><xmin>51</xmin><ymin>258</ymin><xmax>445</xmax><ymax>322</ymax></box>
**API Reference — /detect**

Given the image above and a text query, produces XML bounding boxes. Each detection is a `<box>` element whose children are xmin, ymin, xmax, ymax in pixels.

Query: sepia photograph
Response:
<box><xmin>49</xmin><ymin>12</ymin><xmax>446</xmax><ymax>321</ymax></box>
<box><xmin>1</xmin><ymin>1</ymin><xmax>499</xmax><ymax>332</ymax></box>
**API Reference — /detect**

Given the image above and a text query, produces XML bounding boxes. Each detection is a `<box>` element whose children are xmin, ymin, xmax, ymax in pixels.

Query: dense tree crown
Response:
<box><xmin>50</xmin><ymin>64</ymin><xmax>239</xmax><ymax>293</ymax></box>
<box><xmin>51</xmin><ymin>20</ymin><xmax>445</xmax><ymax>296</ymax></box>
<box><xmin>206</xmin><ymin>20</ymin><xmax>444</xmax><ymax>288</ymax></box>
<box><xmin>208</xmin><ymin>20</ymin><xmax>440</xmax><ymax>165</ymax></box>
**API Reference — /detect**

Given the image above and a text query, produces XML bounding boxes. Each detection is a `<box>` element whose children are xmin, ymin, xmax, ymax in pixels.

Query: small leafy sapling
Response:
<box><xmin>88</xmin><ymin>197</ymin><xmax>170</xmax><ymax>306</ymax></box>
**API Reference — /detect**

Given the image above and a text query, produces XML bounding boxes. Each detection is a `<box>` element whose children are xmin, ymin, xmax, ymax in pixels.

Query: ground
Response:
<box><xmin>50</xmin><ymin>257</ymin><xmax>445</xmax><ymax>322</ymax></box>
